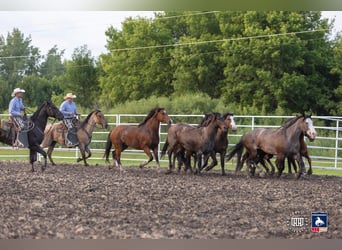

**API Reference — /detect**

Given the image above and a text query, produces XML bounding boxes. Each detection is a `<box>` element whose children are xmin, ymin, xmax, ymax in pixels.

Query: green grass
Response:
<box><xmin>1</xmin><ymin>148</ymin><xmax>341</xmax><ymax>176</ymax></box>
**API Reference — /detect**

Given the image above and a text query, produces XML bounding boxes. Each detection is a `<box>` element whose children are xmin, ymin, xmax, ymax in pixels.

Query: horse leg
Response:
<box><xmin>276</xmin><ymin>156</ymin><xmax>285</xmax><ymax>178</ymax></box>
<box><xmin>77</xmin><ymin>144</ymin><xmax>90</xmax><ymax>166</ymax></box>
<box><xmin>306</xmin><ymin>154</ymin><xmax>313</xmax><ymax>175</ymax></box>
<box><xmin>139</xmin><ymin>147</ymin><xmax>153</xmax><ymax>168</ymax></box>
<box><xmin>30</xmin><ymin>145</ymin><xmax>47</xmax><ymax>172</ymax></box>
<box><xmin>204</xmin><ymin>151</ymin><xmax>218</xmax><ymax>172</ymax></box>
<box><xmin>165</xmin><ymin>149</ymin><xmax>174</xmax><ymax>174</ymax></box>
<box><xmin>152</xmin><ymin>147</ymin><xmax>160</xmax><ymax>171</ymax></box>
<box><xmin>47</xmin><ymin>141</ymin><xmax>57</xmax><ymax>166</ymax></box>
<box><xmin>219</xmin><ymin>151</ymin><xmax>226</xmax><ymax>176</ymax></box>
<box><xmin>296</xmin><ymin>156</ymin><xmax>305</xmax><ymax>179</ymax></box>
<box><xmin>29</xmin><ymin>148</ymin><xmax>36</xmax><ymax>172</ymax></box>
<box><xmin>266</xmin><ymin>158</ymin><xmax>275</xmax><ymax>176</ymax></box>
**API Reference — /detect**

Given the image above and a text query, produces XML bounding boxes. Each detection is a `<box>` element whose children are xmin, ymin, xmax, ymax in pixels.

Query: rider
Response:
<box><xmin>60</xmin><ymin>93</ymin><xmax>79</xmax><ymax>147</ymax></box>
<box><xmin>8</xmin><ymin>87</ymin><xmax>26</xmax><ymax>147</ymax></box>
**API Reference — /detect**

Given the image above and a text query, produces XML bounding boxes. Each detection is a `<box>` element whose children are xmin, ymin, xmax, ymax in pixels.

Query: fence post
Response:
<box><xmin>251</xmin><ymin>116</ymin><xmax>255</xmax><ymax>130</ymax></box>
<box><xmin>335</xmin><ymin>120</ymin><xmax>339</xmax><ymax>169</ymax></box>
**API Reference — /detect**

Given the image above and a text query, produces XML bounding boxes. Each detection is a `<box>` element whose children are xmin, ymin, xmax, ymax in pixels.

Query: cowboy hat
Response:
<box><xmin>11</xmin><ymin>88</ymin><xmax>25</xmax><ymax>97</ymax></box>
<box><xmin>64</xmin><ymin>93</ymin><xmax>77</xmax><ymax>99</ymax></box>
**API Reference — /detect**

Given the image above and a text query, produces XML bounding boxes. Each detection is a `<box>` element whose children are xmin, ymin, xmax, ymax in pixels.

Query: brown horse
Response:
<box><xmin>104</xmin><ymin>107</ymin><xmax>172</xmax><ymax>171</ymax></box>
<box><xmin>227</xmin><ymin>114</ymin><xmax>316</xmax><ymax>179</ymax></box>
<box><xmin>41</xmin><ymin>110</ymin><xmax>108</xmax><ymax>166</ymax></box>
<box><xmin>162</xmin><ymin>114</ymin><xmax>227</xmax><ymax>175</ymax></box>
<box><xmin>202</xmin><ymin>112</ymin><xmax>237</xmax><ymax>175</ymax></box>
<box><xmin>231</xmin><ymin>117</ymin><xmax>313</xmax><ymax>176</ymax></box>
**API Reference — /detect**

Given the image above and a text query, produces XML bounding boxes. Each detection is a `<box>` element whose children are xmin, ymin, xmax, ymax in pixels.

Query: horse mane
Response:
<box><xmin>222</xmin><ymin>112</ymin><xmax>234</xmax><ymax>119</ymax></box>
<box><xmin>198</xmin><ymin>112</ymin><xmax>220</xmax><ymax>127</ymax></box>
<box><xmin>80</xmin><ymin>110</ymin><xmax>100</xmax><ymax>128</ymax></box>
<box><xmin>30</xmin><ymin>101</ymin><xmax>49</xmax><ymax>121</ymax></box>
<box><xmin>138</xmin><ymin>107</ymin><xmax>164</xmax><ymax>127</ymax></box>
<box><xmin>282</xmin><ymin>114</ymin><xmax>310</xmax><ymax>129</ymax></box>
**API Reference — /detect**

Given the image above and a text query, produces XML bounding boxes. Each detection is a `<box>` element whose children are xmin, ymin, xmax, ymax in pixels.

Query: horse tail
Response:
<box><xmin>160</xmin><ymin>137</ymin><xmax>169</xmax><ymax>159</ymax></box>
<box><xmin>104</xmin><ymin>131</ymin><xmax>113</xmax><ymax>163</ymax></box>
<box><xmin>226</xmin><ymin>140</ymin><xmax>244</xmax><ymax>162</ymax></box>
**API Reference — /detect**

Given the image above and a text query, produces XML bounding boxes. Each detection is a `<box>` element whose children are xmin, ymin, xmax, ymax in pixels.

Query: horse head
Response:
<box><xmin>155</xmin><ymin>108</ymin><xmax>172</xmax><ymax>125</ymax></box>
<box><xmin>303</xmin><ymin>114</ymin><xmax>317</xmax><ymax>142</ymax></box>
<box><xmin>206</xmin><ymin>113</ymin><xmax>227</xmax><ymax>132</ymax></box>
<box><xmin>45</xmin><ymin>101</ymin><xmax>64</xmax><ymax>120</ymax></box>
<box><xmin>223</xmin><ymin>112</ymin><xmax>237</xmax><ymax>131</ymax></box>
<box><xmin>93</xmin><ymin>110</ymin><xmax>108</xmax><ymax>129</ymax></box>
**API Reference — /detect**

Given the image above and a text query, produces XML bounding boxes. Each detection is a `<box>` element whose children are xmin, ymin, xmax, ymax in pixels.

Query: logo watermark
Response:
<box><xmin>311</xmin><ymin>211</ymin><xmax>328</xmax><ymax>233</ymax></box>
<box><xmin>287</xmin><ymin>211</ymin><xmax>309</xmax><ymax>233</ymax></box>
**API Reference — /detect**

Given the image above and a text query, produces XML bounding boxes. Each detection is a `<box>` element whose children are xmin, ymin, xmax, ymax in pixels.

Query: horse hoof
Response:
<box><xmin>165</xmin><ymin>170</ymin><xmax>172</xmax><ymax>175</ymax></box>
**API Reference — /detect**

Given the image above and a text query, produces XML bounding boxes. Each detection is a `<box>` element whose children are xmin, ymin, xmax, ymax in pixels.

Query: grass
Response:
<box><xmin>1</xmin><ymin>148</ymin><xmax>341</xmax><ymax>177</ymax></box>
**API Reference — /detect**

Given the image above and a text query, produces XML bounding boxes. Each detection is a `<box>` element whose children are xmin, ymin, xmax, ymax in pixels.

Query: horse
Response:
<box><xmin>104</xmin><ymin>107</ymin><xmax>172</xmax><ymax>171</ymax></box>
<box><xmin>201</xmin><ymin>112</ymin><xmax>237</xmax><ymax>175</ymax></box>
<box><xmin>0</xmin><ymin>101</ymin><xmax>63</xmax><ymax>172</ymax></box>
<box><xmin>226</xmin><ymin>114</ymin><xmax>316</xmax><ymax>179</ymax></box>
<box><xmin>41</xmin><ymin>110</ymin><xmax>108</xmax><ymax>166</ymax></box>
<box><xmin>0</xmin><ymin>128</ymin><xmax>12</xmax><ymax>146</ymax></box>
<box><xmin>162</xmin><ymin>113</ymin><xmax>227</xmax><ymax>175</ymax></box>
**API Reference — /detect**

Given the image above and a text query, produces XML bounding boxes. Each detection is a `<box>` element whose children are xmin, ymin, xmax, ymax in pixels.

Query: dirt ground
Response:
<box><xmin>0</xmin><ymin>160</ymin><xmax>341</xmax><ymax>239</ymax></box>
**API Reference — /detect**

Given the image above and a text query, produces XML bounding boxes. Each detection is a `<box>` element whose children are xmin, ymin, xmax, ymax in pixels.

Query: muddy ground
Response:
<box><xmin>0</xmin><ymin>160</ymin><xmax>341</xmax><ymax>239</ymax></box>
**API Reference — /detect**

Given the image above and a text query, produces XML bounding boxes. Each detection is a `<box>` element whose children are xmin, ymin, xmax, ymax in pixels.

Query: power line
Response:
<box><xmin>109</xmin><ymin>29</ymin><xmax>329</xmax><ymax>53</ymax></box>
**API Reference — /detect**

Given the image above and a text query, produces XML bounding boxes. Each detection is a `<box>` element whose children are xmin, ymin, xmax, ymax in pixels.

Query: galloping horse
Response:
<box><xmin>162</xmin><ymin>114</ymin><xmax>227</xmax><ymax>175</ymax></box>
<box><xmin>227</xmin><ymin>114</ymin><xmax>316</xmax><ymax>179</ymax></box>
<box><xmin>41</xmin><ymin>110</ymin><xmax>108</xmax><ymax>166</ymax></box>
<box><xmin>104</xmin><ymin>107</ymin><xmax>172</xmax><ymax>171</ymax></box>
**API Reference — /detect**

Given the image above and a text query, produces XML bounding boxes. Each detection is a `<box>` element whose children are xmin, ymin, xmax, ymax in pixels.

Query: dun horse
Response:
<box><xmin>104</xmin><ymin>108</ymin><xmax>172</xmax><ymax>171</ymax></box>
<box><xmin>226</xmin><ymin>114</ymin><xmax>316</xmax><ymax>179</ymax></box>
<box><xmin>162</xmin><ymin>114</ymin><xmax>227</xmax><ymax>175</ymax></box>
<box><xmin>41</xmin><ymin>110</ymin><xmax>108</xmax><ymax>166</ymax></box>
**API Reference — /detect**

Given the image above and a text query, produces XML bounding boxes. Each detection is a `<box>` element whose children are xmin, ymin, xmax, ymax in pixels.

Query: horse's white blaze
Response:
<box><xmin>229</xmin><ymin>115</ymin><xmax>237</xmax><ymax>131</ymax></box>
<box><xmin>305</xmin><ymin>117</ymin><xmax>317</xmax><ymax>140</ymax></box>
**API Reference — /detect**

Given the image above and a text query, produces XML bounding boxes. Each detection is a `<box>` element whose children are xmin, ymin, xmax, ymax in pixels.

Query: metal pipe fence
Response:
<box><xmin>1</xmin><ymin>114</ymin><xmax>342</xmax><ymax>170</ymax></box>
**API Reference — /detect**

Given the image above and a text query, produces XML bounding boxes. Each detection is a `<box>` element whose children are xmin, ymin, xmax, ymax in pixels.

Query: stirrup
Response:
<box><xmin>13</xmin><ymin>140</ymin><xmax>24</xmax><ymax>148</ymax></box>
<box><xmin>65</xmin><ymin>139</ymin><xmax>74</xmax><ymax>147</ymax></box>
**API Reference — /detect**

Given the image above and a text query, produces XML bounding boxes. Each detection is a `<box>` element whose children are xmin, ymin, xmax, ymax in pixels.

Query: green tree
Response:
<box><xmin>40</xmin><ymin>45</ymin><xmax>66</xmax><ymax>80</ymax></box>
<box><xmin>64</xmin><ymin>45</ymin><xmax>99</xmax><ymax>108</ymax></box>
<box><xmin>0</xmin><ymin>28</ymin><xmax>40</xmax><ymax>108</ymax></box>
<box><xmin>219</xmin><ymin>11</ymin><xmax>334</xmax><ymax>114</ymax></box>
<box><xmin>99</xmin><ymin>15</ymin><xmax>174</xmax><ymax>108</ymax></box>
<box><xmin>20</xmin><ymin>74</ymin><xmax>52</xmax><ymax>107</ymax></box>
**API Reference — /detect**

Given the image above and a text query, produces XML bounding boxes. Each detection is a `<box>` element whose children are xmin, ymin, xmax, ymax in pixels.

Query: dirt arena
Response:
<box><xmin>0</xmin><ymin>160</ymin><xmax>341</xmax><ymax>239</ymax></box>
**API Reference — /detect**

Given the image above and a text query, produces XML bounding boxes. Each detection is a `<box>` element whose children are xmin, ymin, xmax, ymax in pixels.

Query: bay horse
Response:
<box><xmin>202</xmin><ymin>112</ymin><xmax>237</xmax><ymax>175</ymax></box>
<box><xmin>41</xmin><ymin>110</ymin><xmax>108</xmax><ymax>166</ymax></box>
<box><xmin>28</xmin><ymin>101</ymin><xmax>64</xmax><ymax>172</ymax></box>
<box><xmin>162</xmin><ymin>114</ymin><xmax>227</xmax><ymax>175</ymax></box>
<box><xmin>104</xmin><ymin>107</ymin><xmax>172</xmax><ymax>171</ymax></box>
<box><xmin>226</xmin><ymin>114</ymin><xmax>316</xmax><ymax>179</ymax></box>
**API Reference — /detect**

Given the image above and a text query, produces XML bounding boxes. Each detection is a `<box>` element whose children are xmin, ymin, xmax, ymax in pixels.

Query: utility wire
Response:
<box><xmin>109</xmin><ymin>29</ymin><xmax>329</xmax><ymax>53</ymax></box>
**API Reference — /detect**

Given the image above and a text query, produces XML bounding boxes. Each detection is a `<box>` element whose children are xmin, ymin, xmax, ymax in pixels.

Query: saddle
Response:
<box><xmin>1</xmin><ymin>119</ymin><xmax>29</xmax><ymax>148</ymax></box>
<box><xmin>54</xmin><ymin>120</ymin><xmax>79</xmax><ymax>146</ymax></box>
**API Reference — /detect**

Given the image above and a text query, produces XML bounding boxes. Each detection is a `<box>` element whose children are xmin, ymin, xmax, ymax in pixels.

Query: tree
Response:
<box><xmin>64</xmin><ymin>45</ymin><xmax>99</xmax><ymax>108</ymax></box>
<box><xmin>219</xmin><ymin>11</ymin><xmax>334</xmax><ymax>114</ymax></box>
<box><xmin>99</xmin><ymin>15</ymin><xmax>174</xmax><ymax>108</ymax></box>
<box><xmin>0</xmin><ymin>28</ymin><xmax>40</xmax><ymax>108</ymax></box>
<box><xmin>40</xmin><ymin>45</ymin><xmax>66</xmax><ymax>80</ymax></box>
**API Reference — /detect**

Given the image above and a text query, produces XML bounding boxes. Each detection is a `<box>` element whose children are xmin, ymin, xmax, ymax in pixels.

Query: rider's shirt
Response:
<box><xmin>9</xmin><ymin>97</ymin><xmax>24</xmax><ymax>116</ymax></box>
<box><xmin>60</xmin><ymin>101</ymin><xmax>77</xmax><ymax>119</ymax></box>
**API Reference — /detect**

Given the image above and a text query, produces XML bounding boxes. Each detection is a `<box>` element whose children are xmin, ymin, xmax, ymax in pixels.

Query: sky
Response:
<box><xmin>0</xmin><ymin>11</ymin><xmax>341</xmax><ymax>60</ymax></box>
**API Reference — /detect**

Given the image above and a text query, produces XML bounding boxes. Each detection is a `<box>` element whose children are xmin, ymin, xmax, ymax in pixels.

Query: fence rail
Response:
<box><xmin>1</xmin><ymin>113</ymin><xmax>342</xmax><ymax>171</ymax></box>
